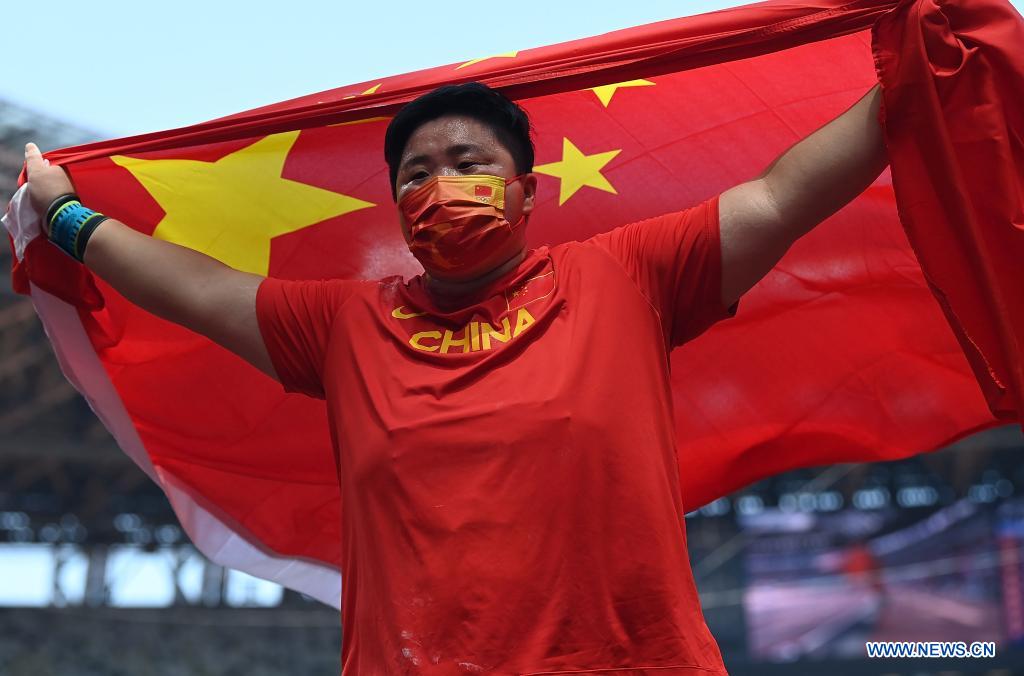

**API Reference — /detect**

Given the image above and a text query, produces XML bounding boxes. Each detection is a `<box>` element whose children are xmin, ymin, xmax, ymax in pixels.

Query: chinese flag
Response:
<box><xmin>4</xmin><ymin>0</ymin><xmax>1022</xmax><ymax>607</ymax></box>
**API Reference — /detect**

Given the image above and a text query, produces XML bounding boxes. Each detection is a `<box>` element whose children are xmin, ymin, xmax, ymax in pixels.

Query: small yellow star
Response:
<box><xmin>342</xmin><ymin>83</ymin><xmax>382</xmax><ymax>99</ymax></box>
<box><xmin>534</xmin><ymin>137</ymin><xmax>621</xmax><ymax>206</ymax></box>
<box><xmin>111</xmin><ymin>131</ymin><xmax>374</xmax><ymax>275</ymax></box>
<box><xmin>456</xmin><ymin>51</ymin><xmax>518</xmax><ymax>70</ymax></box>
<box><xmin>586</xmin><ymin>79</ymin><xmax>655</xmax><ymax>107</ymax></box>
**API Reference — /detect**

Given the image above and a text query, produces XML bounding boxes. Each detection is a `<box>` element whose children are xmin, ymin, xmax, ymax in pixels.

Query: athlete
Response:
<box><xmin>23</xmin><ymin>81</ymin><xmax>887</xmax><ymax>674</ymax></box>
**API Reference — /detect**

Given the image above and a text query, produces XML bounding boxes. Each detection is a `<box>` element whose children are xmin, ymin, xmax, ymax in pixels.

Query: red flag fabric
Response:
<box><xmin>873</xmin><ymin>0</ymin><xmax>1024</xmax><ymax>418</ymax></box>
<box><xmin>4</xmin><ymin>0</ymin><xmax>1021</xmax><ymax>647</ymax></box>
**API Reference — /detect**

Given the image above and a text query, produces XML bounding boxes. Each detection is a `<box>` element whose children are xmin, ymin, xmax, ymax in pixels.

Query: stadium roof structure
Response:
<box><xmin>0</xmin><ymin>100</ymin><xmax>126</xmax><ymax>476</ymax></box>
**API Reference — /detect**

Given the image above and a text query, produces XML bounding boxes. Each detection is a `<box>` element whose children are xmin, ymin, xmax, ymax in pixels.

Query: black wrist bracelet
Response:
<box><xmin>73</xmin><ymin>212</ymin><xmax>109</xmax><ymax>261</ymax></box>
<box><xmin>46</xmin><ymin>193</ymin><xmax>79</xmax><ymax>228</ymax></box>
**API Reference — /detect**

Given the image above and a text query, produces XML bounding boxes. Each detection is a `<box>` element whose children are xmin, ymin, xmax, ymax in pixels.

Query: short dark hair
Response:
<box><xmin>384</xmin><ymin>82</ymin><xmax>534</xmax><ymax>200</ymax></box>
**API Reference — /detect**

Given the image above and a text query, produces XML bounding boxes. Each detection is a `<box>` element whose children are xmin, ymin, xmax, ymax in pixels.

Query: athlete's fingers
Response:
<box><xmin>24</xmin><ymin>142</ymin><xmax>44</xmax><ymax>176</ymax></box>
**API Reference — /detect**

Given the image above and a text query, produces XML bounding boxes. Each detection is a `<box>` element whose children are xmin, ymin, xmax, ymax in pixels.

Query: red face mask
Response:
<box><xmin>398</xmin><ymin>174</ymin><xmax>526</xmax><ymax>278</ymax></box>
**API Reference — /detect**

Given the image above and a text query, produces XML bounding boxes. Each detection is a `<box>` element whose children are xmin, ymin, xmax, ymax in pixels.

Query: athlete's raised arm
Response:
<box><xmin>23</xmin><ymin>142</ymin><xmax>277</xmax><ymax>380</ymax></box>
<box><xmin>718</xmin><ymin>84</ymin><xmax>889</xmax><ymax>309</ymax></box>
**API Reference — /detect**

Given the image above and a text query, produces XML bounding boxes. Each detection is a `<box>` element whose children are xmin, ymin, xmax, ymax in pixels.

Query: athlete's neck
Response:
<box><xmin>424</xmin><ymin>248</ymin><xmax>528</xmax><ymax>307</ymax></box>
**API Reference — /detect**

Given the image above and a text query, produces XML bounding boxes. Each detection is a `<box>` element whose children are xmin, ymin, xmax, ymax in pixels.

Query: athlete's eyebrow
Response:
<box><xmin>400</xmin><ymin>143</ymin><xmax>490</xmax><ymax>172</ymax></box>
<box><xmin>446</xmin><ymin>143</ymin><xmax>488</xmax><ymax>157</ymax></box>
<box><xmin>399</xmin><ymin>153</ymin><xmax>433</xmax><ymax>171</ymax></box>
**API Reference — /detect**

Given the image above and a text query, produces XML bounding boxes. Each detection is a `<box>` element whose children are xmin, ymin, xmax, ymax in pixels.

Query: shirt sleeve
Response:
<box><xmin>586</xmin><ymin>193</ymin><xmax>739</xmax><ymax>349</ymax></box>
<box><xmin>255</xmin><ymin>277</ymin><xmax>364</xmax><ymax>399</ymax></box>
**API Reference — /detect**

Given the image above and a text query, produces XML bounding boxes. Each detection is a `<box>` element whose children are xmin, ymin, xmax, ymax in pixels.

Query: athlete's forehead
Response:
<box><xmin>398</xmin><ymin>115</ymin><xmax>512</xmax><ymax>169</ymax></box>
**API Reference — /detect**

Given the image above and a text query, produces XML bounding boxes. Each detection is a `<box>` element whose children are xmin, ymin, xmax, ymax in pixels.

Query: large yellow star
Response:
<box><xmin>586</xmin><ymin>79</ymin><xmax>655</xmax><ymax>107</ymax></box>
<box><xmin>456</xmin><ymin>51</ymin><xmax>518</xmax><ymax>70</ymax></box>
<box><xmin>534</xmin><ymin>137</ymin><xmax>621</xmax><ymax>206</ymax></box>
<box><xmin>111</xmin><ymin>131</ymin><xmax>374</xmax><ymax>275</ymax></box>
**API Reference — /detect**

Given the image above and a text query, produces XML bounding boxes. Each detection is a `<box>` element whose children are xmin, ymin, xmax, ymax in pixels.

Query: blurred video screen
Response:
<box><xmin>743</xmin><ymin>488</ymin><xmax>1021</xmax><ymax>661</ymax></box>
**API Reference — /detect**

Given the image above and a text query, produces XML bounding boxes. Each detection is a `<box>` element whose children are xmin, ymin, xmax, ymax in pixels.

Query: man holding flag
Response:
<box><xmin>23</xmin><ymin>75</ymin><xmax>886</xmax><ymax>673</ymax></box>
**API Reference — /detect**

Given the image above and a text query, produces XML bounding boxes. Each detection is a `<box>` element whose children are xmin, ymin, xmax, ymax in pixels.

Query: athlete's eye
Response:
<box><xmin>458</xmin><ymin>161</ymin><xmax>479</xmax><ymax>171</ymax></box>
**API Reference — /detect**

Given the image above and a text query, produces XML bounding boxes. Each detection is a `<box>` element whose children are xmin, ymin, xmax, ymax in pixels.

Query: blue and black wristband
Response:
<box><xmin>46</xmin><ymin>193</ymin><xmax>109</xmax><ymax>262</ymax></box>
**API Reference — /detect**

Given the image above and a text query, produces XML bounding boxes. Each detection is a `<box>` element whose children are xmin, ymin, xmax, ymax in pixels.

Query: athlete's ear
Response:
<box><xmin>520</xmin><ymin>173</ymin><xmax>538</xmax><ymax>217</ymax></box>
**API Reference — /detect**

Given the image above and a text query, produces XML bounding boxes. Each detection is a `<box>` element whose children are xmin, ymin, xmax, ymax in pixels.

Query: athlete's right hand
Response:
<box><xmin>24</xmin><ymin>142</ymin><xmax>75</xmax><ymax>234</ymax></box>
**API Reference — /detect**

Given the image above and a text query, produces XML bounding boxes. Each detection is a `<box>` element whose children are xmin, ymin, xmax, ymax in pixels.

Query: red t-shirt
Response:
<box><xmin>256</xmin><ymin>194</ymin><xmax>738</xmax><ymax>675</ymax></box>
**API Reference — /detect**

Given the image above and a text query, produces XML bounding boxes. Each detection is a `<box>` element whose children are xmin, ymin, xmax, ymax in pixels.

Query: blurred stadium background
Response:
<box><xmin>2</xmin><ymin>100</ymin><xmax>1023</xmax><ymax>676</ymax></box>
